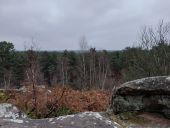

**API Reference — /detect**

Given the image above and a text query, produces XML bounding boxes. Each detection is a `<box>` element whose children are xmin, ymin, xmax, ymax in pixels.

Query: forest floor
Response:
<box><xmin>0</xmin><ymin>85</ymin><xmax>111</xmax><ymax>118</ymax></box>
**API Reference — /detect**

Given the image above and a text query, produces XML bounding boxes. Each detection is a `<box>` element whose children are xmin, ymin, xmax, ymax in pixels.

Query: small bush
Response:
<box><xmin>50</xmin><ymin>106</ymin><xmax>73</xmax><ymax>117</ymax></box>
<box><xmin>0</xmin><ymin>91</ymin><xmax>8</xmax><ymax>102</ymax></box>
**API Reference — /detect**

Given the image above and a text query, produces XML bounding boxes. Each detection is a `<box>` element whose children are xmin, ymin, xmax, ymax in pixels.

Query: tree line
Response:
<box><xmin>0</xmin><ymin>41</ymin><xmax>124</xmax><ymax>90</ymax></box>
<box><xmin>1</xmin><ymin>21</ymin><xmax>170</xmax><ymax>90</ymax></box>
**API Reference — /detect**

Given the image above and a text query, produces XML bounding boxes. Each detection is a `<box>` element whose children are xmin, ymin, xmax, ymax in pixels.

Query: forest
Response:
<box><xmin>1</xmin><ymin>21</ymin><xmax>170</xmax><ymax>90</ymax></box>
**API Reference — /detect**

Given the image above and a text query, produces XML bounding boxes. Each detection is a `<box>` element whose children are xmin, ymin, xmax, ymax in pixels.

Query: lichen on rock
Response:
<box><xmin>0</xmin><ymin>103</ymin><xmax>27</xmax><ymax>119</ymax></box>
<box><xmin>111</xmin><ymin>76</ymin><xmax>170</xmax><ymax>119</ymax></box>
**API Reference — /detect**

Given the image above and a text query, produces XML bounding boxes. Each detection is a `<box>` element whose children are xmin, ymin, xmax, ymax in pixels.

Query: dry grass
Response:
<box><xmin>3</xmin><ymin>86</ymin><xmax>111</xmax><ymax>118</ymax></box>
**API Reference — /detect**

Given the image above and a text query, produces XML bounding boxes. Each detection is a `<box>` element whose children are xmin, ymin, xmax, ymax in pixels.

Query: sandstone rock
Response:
<box><xmin>0</xmin><ymin>103</ymin><xmax>27</xmax><ymax>119</ymax></box>
<box><xmin>0</xmin><ymin>110</ymin><xmax>120</xmax><ymax>128</ymax></box>
<box><xmin>0</xmin><ymin>103</ymin><xmax>120</xmax><ymax>128</ymax></box>
<box><xmin>111</xmin><ymin>76</ymin><xmax>170</xmax><ymax>119</ymax></box>
<box><xmin>0</xmin><ymin>102</ymin><xmax>170</xmax><ymax>127</ymax></box>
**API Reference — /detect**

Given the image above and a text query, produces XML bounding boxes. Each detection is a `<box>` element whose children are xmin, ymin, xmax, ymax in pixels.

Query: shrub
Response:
<box><xmin>0</xmin><ymin>91</ymin><xmax>8</xmax><ymax>102</ymax></box>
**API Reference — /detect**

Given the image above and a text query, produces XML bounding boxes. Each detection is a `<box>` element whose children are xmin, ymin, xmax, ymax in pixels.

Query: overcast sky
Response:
<box><xmin>0</xmin><ymin>0</ymin><xmax>170</xmax><ymax>50</ymax></box>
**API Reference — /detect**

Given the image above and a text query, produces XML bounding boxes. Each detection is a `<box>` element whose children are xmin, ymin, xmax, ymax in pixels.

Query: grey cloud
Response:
<box><xmin>0</xmin><ymin>0</ymin><xmax>170</xmax><ymax>50</ymax></box>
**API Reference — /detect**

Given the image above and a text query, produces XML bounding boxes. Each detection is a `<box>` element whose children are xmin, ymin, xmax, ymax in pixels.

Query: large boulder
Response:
<box><xmin>0</xmin><ymin>112</ymin><xmax>120</xmax><ymax>128</ymax></box>
<box><xmin>0</xmin><ymin>103</ymin><xmax>120</xmax><ymax>128</ymax></box>
<box><xmin>111</xmin><ymin>76</ymin><xmax>170</xmax><ymax>119</ymax></box>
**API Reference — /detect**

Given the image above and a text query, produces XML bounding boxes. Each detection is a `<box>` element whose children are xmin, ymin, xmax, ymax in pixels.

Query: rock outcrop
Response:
<box><xmin>0</xmin><ymin>101</ymin><xmax>170</xmax><ymax>127</ymax></box>
<box><xmin>0</xmin><ymin>103</ymin><xmax>120</xmax><ymax>128</ymax></box>
<box><xmin>111</xmin><ymin>76</ymin><xmax>170</xmax><ymax>119</ymax></box>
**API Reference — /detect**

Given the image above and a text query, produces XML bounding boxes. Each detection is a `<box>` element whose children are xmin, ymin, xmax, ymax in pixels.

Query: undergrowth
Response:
<box><xmin>1</xmin><ymin>86</ymin><xmax>110</xmax><ymax>119</ymax></box>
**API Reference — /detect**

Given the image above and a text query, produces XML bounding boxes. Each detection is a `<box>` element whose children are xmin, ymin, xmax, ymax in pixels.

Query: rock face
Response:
<box><xmin>0</xmin><ymin>102</ymin><xmax>170</xmax><ymax>127</ymax></box>
<box><xmin>111</xmin><ymin>76</ymin><xmax>170</xmax><ymax>119</ymax></box>
<box><xmin>0</xmin><ymin>103</ymin><xmax>119</xmax><ymax>128</ymax></box>
<box><xmin>0</xmin><ymin>112</ymin><xmax>120</xmax><ymax>128</ymax></box>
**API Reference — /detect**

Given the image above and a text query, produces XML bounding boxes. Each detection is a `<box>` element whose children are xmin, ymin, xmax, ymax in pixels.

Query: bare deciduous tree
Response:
<box><xmin>79</xmin><ymin>36</ymin><xmax>89</xmax><ymax>89</ymax></box>
<box><xmin>25</xmin><ymin>42</ymin><xmax>42</xmax><ymax>117</ymax></box>
<box><xmin>60</xmin><ymin>50</ymin><xmax>69</xmax><ymax>86</ymax></box>
<box><xmin>127</xmin><ymin>20</ymin><xmax>170</xmax><ymax>79</ymax></box>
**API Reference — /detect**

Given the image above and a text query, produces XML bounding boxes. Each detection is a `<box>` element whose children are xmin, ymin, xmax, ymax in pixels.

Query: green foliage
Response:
<box><xmin>111</xmin><ymin>51</ymin><xmax>124</xmax><ymax>71</ymax></box>
<box><xmin>12</xmin><ymin>52</ymin><xmax>27</xmax><ymax>88</ymax></box>
<box><xmin>53</xmin><ymin>106</ymin><xmax>73</xmax><ymax>117</ymax></box>
<box><xmin>2</xmin><ymin>41</ymin><xmax>170</xmax><ymax>89</ymax></box>
<box><xmin>27</xmin><ymin>110</ymin><xmax>37</xmax><ymax>119</ymax></box>
<box><xmin>40</xmin><ymin>51</ymin><xmax>59</xmax><ymax>86</ymax></box>
<box><xmin>0</xmin><ymin>41</ymin><xmax>15</xmax><ymax>67</ymax></box>
<box><xmin>0</xmin><ymin>91</ymin><xmax>8</xmax><ymax>101</ymax></box>
<box><xmin>26</xmin><ymin>106</ymin><xmax>73</xmax><ymax>119</ymax></box>
<box><xmin>0</xmin><ymin>41</ymin><xmax>15</xmax><ymax>87</ymax></box>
